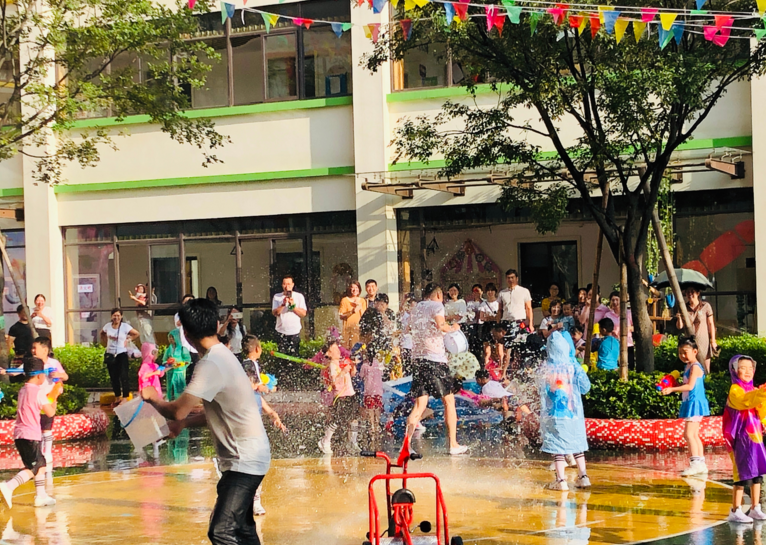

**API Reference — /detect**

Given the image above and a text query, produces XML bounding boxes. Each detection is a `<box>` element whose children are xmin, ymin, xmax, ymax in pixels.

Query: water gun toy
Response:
<box><xmin>259</xmin><ymin>373</ymin><xmax>278</xmax><ymax>391</ymax></box>
<box><xmin>157</xmin><ymin>357</ymin><xmax>189</xmax><ymax>373</ymax></box>
<box><xmin>5</xmin><ymin>368</ymin><xmax>62</xmax><ymax>382</ymax></box>
<box><xmin>270</xmin><ymin>351</ymin><xmax>327</xmax><ymax>369</ymax></box>
<box><xmin>656</xmin><ymin>370</ymin><xmax>681</xmax><ymax>391</ymax></box>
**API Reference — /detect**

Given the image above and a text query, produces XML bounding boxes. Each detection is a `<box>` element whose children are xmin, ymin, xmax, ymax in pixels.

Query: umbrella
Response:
<box><xmin>650</xmin><ymin>268</ymin><xmax>714</xmax><ymax>290</ymax></box>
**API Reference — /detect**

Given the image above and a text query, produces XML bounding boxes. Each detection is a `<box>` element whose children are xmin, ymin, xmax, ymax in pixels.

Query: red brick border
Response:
<box><xmin>585</xmin><ymin>416</ymin><xmax>724</xmax><ymax>450</ymax></box>
<box><xmin>0</xmin><ymin>412</ymin><xmax>109</xmax><ymax>445</ymax></box>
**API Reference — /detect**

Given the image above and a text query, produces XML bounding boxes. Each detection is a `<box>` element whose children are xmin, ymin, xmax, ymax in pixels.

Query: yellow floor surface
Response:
<box><xmin>0</xmin><ymin>457</ymin><xmax>732</xmax><ymax>545</ymax></box>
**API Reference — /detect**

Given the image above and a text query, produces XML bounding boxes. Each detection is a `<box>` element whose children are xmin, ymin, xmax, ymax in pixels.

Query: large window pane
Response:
<box><xmin>232</xmin><ymin>35</ymin><xmax>265</xmax><ymax>106</ymax></box>
<box><xmin>241</xmin><ymin>239</ymin><xmax>272</xmax><ymax>304</ymax></box>
<box><xmin>65</xmin><ymin>244</ymin><xmax>115</xmax><ymax>311</ymax></box>
<box><xmin>183</xmin><ymin>239</ymin><xmax>237</xmax><ymax>305</ymax></box>
<box><xmin>303</xmin><ymin>27</ymin><xmax>351</xmax><ymax>98</ymax></box>
<box><xmin>67</xmin><ymin>311</ymin><xmax>111</xmax><ymax>346</ymax></box>
<box><xmin>395</xmin><ymin>43</ymin><xmax>448</xmax><ymax>90</ymax></box>
<box><xmin>519</xmin><ymin>241</ymin><xmax>578</xmax><ymax>304</ymax></box>
<box><xmin>65</xmin><ymin>226</ymin><xmax>114</xmax><ymax>243</ymax></box>
<box><xmin>151</xmin><ymin>244</ymin><xmax>181</xmax><ymax>305</ymax></box>
<box><xmin>191</xmin><ymin>38</ymin><xmax>229</xmax><ymax>109</ymax></box>
<box><xmin>265</xmin><ymin>34</ymin><xmax>297</xmax><ymax>100</ymax></box>
<box><xmin>312</xmin><ymin>233</ymin><xmax>357</xmax><ymax>305</ymax></box>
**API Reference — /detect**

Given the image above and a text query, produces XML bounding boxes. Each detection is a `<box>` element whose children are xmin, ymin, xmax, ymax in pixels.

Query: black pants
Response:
<box><xmin>209</xmin><ymin>471</ymin><xmax>264</xmax><ymax>545</ymax></box>
<box><xmin>106</xmin><ymin>352</ymin><xmax>130</xmax><ymax>398</ymax></box>
<box><xmin>186</xmin><ymin>352</ymin><xmax>200</xmax><ymax>385</ymax></box>
<box><xmin>277</xmin><ymin>333</ymin><xmax>300</xmax><ymax>356</ymax></box>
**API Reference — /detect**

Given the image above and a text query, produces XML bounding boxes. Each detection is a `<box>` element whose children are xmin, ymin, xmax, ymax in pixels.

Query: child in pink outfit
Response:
<box><xmin>359</xmin><ymin>358</ymin><xmax>384</xmax><ymax>450</ymax></box>
<box><xmin>138</xmin><ymin>343</ymin><xmax>165</xmax><ymax>399</ymax></box>
<box><xmin>317</xmin><ymin>339</ymin><xmax>358</xmax><ymax>456</ymax></box>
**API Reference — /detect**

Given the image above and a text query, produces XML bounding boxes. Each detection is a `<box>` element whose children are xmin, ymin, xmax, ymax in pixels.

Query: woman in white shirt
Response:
<box><xmin>444</xmin><ymin>283</ymin><xmax>468</xmax><ymax>325</ymax></box>
<box><xmin>30</xmin><ymin>294</ymin><xmax>53</xmax><ymax>339</ymax></box>
<box><xmin>219</xmin><ymin>306</ymin><xmax>247</xmax><ymax>360</ymax></box>
<box><xmin>100</xmin><ymin>308</ymin><xmax>140</xmax><ymax>405</ymax></box>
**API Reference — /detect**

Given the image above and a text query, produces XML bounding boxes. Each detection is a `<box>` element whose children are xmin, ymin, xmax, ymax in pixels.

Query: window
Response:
<box><xmin>303</xmin><ymin>26</ymin><xmax>352</xmax><ymax>98</ymax></box>
<box><xmin>265</xmin><ymin>34</ymin><xmax>298</xmax><ymax>100</ymax></box>
<box><xmin>394</xmin><ymin>43</ymin><xmax>448</xmax><ymax>90</ymax></box>
<box><xmin>519</xmin><ymin>241</ymin><xmax>578</xmax><ymax>305</ymax></box>
<box><xmin>232</xmin><ymin>35</ymin><xmax>265</xmax><ymax>105</ymax></box>
<box><xmin>191</xmin><ymin>38</ymin><xmax>229</xmax><ymax>109</ymax></box>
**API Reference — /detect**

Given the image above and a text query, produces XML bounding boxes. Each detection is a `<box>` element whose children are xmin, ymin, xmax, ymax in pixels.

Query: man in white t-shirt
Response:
<box><xmin>271</xmin><ymin>275</ymin><xmax>307</xmax><ymax>356</ymax></box>
<box><xmin>497</xmin><ymin>269</ymin><xmax>534</xmax><ymax>332</ymax></box>
<box><xmin>142</xmin><ymin>298</ymin><xmax>271</xmax><ymax>545</ymax></box>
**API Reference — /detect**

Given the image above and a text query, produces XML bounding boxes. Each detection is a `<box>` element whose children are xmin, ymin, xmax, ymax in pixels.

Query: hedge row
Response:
<box><xmin>655</xmin><ymin>333</ymin><xmax>766</xmax><ymax>381</ymax></box>
<box><xmin>0</xmin><ymin>383</ymin><xmax>89</xmax><ymax>420</ymax></box>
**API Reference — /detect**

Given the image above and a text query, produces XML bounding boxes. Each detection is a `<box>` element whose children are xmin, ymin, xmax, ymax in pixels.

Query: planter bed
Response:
<box><xmin>0</xmin><ymin>411</ymin><xmax>109</xmax><ymax>446</ymax></box>
<box><xmin>585</xmin><ymin>416</ymin><xmax>724</xmax><ymax>450</ymax></box>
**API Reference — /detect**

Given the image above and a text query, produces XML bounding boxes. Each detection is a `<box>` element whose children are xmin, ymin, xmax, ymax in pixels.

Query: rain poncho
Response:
<box><xmin>163</xmin><ymin>328</ymin><xmax>190</xmax><ymax>401</ymax></box>
<box><xmin>722</xmin><ymin>355</ymin><xmax>766</xmax><ymax>482</ymax></box>
<box><xmin>538</xmin><ymin>331</ymin><xmax>591</xmax><ymax>455</ymax></box>
<box><xmin>138</xmin><ymin>343</ymin><xmax>163</xmax><ymax>398</ymax></box>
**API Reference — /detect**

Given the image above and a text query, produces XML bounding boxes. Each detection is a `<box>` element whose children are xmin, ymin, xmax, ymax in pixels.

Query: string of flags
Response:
<box><xmin>190</xmin><ymin>0</ymin><xmax>766</xmax><ymax>49</ymax></box>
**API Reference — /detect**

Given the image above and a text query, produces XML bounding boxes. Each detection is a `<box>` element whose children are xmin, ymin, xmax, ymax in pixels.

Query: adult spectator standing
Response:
<box><xmin>676</xmin><ymin>286</ymin><xmax>717</xmax><ymax>374</ymax></box>
<box><xmin>206</xmin><ymin>286</ymin><xmax>222</xmax><ymax>307</ymax></box>
<box><xmin>100</xmin><ymin>308</ymin><xmax>140</xmax><ymax>405</ymax></box>
<box><xmin>271</xmin><ymin>275</ymin><xmax>307</xmax><ymax>356</ymax></box>
<box><xmin>604</xmin><ymin>291</ymin><xmax>634</xmax><ymax>368</ymax></box>
<box><xmin>30</xmin><ymin>295</ymin><xmax>53</xmax><ymax>340</ymax></box>
<box><xmin>578</xmin><ymin>284</ymin><xmax>609</xmax><ymax>332</ymax></box>
<box><xmin>405</xmin><ymin>283</ymin><xmax>468</xmax><ymax>456</ymax></box>
<box><xmin>364</xmin><ymin>279</ymin><xmax>378</xmax><ymax>308</ymax></box>
<box><xmin>359</xmin><ymin>293</ymin><xmax>396</xmax><ymax>357</ymax></box>
<box><xmin>176</xmin><ymin>294</ymin><xmax>200</xmax><ymax>384</ymax></box>
<box><xmin>338</xmin><ymin>281</ymin><xmax>367</xmax><ymax>349</ymax></box>
<box><xmin>7</xmin><ymin>305</ymin><xmax>34</xmax><ymax>375</ymax></box>
<box><xmin>142</xmin><ymin>298</ymin><xmax>271</xmax><ymax>545</ymax></box>
<box><xmin>497</xmin><ymin>269</ymin><xmax>534</xmax><ymax>332</ymax></box>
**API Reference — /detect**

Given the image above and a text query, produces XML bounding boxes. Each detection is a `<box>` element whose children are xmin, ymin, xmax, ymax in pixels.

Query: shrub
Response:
<box><xmin>259</xmin><ymin>339</ymin><xmax>325</xmax><ymax>391</ymax></box>
<box><xmin>54</xmin><ymin>345</ymin><xmax>140</xmax><ymax>389</ymax></box>
<box><xmin>0</xmin><ymin>383</ymin><xmax>89</xmax><ymax>420</ymax></box>
<box><xmin>654</xmin><ymin>334</ymin><xmax>766</xmax><ymax>382</ymax></box>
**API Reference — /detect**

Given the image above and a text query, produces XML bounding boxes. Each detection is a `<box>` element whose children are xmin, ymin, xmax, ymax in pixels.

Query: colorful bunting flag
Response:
<box><xmin>671</xmin><ymin>21</ymin><xmax>685</xmax><ymax>44</ymax></box>
<box><xmin>714</xmin><ymin>14</ymin><xmax>733</xmax><ymax>30</ymax></box>
<box><xmin>494</xmin><ymin>15</ymin><xmax>505</xmax><ymax>34</ymax></box>
<box><xmin>261</xmin><ymin>12</ymin><xmax>279</xmax><ymax>32</ymax></box>
<box><xmin>755</xmin><ymin>28</ymin><xmax>766</xmax><ymax>40</ymax></box>
<box><xmin>695</xmin><ymin>0</ymin><xmax>706</xmax><ymax>9</ymax></box>
<box><xmin>454</xmin><ymin>0</ymin><xmax>469</xmax><ymax>21</ymax></box>
<box><xmin>713</xmin><ymin>26</ymin><xmax>731</xmax><ymax>46</ymax></box>
<box><xmin>633</xmin><ymin>21</ymin><xmax>646</xmax><ymax>41</ymax></box>
<box><xmin>568</xmin><ymin>14</ymin><xmax>583</xmax><ymax>29</ymax></box>
<box><xmin>598</xmin><ymin>5</ymin><xmax>613</xmax><ymax>24</ymax></box>
<box><xmin>400</xmin><ymin>19</ymin><xmax>413</xmax><ymax>39</ymax></box>
<box><xmin>658</xmin><ymin>25</ymin><xmax>673</xmax><ymax>49</ymax></box>
<box><xmin>548</xmin><ymin>6</ymin><xmax>566</xmax><ymax>25</ymax></box>
<box><xmin>614</xmin><ymin>18</ymin><xmax>629</xmax><ymax>43</ymax></box>
<box><xmin>413</xmin><ymin>0</ymin><xmax>430</xmax><ymax>7</ymax></box>
<box><xmin>506</xmin><ymin>5</ymin><xmax>522</xmax><ymax>23</ymax></box>
<box><xmin>292</xmin><ymin>17</ymin><xmax>314</xmax><ymax>29</ymax></box>
<box><xmin>640</xmin><ymin>7</ymin><xmax>658</xmax><ymax>22</ymax></box>
<box><xmin>602</xmin><ymin>10</ymin><xmax>620</xmax><ymax>34</ymax></box>
<box><xmin>330</xmin><ymin>22</ymin><xmax>346</xmax><ymax>38</ymax></box>
<box><xmin>444</xmin><ymin>3</ymin><xmax>457</xmax><ymax>24</ymax></box>
<box><xmin>372</xmin><ymin>0</ymin><xmax>388</xmax><ymax>14</ymax></box>
<box><xmin>690</xmin><ymin>10</ymin><xmax>708</xmax><ymax>15</ymax></box>
<box><xmin>529</xmin><ymin>11</ymin><xmax>541</xmax><ymax>35</ymax></box>
<box><xmin>758</xmin><ymin>0</ymin><xmax>766</xmax><ymax>17</ymax></box>
<box><xmin>589</xmin><ymin>14</ymin><xmax>600</xmax><ymax>37</ymax></box>
<box><xmin>487</xmin><ymin>5</ymin><xmax>498</xmax><ymax>30</ymax></box>
<box><xmin>188</xmin><ymin>0</ymin><xmax>196</xmax><ymax>9</ymax></box>
<box><xmin>703</xmin><ymin>25</ymin><xmax>718</xmax><ymax>40</ymax></box>
<box><xmin>221</xmin><ymin>1</ymin><xmax>235</xmax><ymax>24</ymax></box>
<box><xmin>364</xmin><ymin>23</ymin><xmax>381</xmax><ymax>42</ymax></box>
<box><xmin>659</xmin><ymin>13</ymin><xmax>677</xmax><ymax>31</ymax></box>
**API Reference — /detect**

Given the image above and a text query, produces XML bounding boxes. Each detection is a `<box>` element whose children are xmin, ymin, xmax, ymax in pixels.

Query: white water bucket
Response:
<box><xmin>114</xmin><ymin>397</ymin><xmax>169</xmax><ymax>451</ymax></box>
<box><xmin>444</xmin><ymin>329</ymin><xmax>469</xmax><ymax>354</ymax></box>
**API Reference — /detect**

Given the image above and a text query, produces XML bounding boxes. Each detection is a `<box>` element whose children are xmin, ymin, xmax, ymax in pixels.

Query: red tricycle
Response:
<box><xmin>361</xmin><ymin>437</ymin><xmax>462</xmax><ymax>545</ymax></box>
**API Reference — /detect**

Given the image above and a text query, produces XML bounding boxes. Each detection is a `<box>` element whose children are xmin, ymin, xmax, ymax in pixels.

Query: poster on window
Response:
<box><xmin>74</xmin><ymin>274</ymin><xmax>100</xmax><ymax>316</ymax></box>
<box><xmin>439</xmin><ymin>240</ymin><xmax>501</xmax><ymax>290</ymax></box>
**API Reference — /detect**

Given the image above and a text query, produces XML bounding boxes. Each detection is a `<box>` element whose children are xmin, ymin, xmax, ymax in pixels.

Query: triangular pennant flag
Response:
<box><xmin>413</xmin><ymin>0</ymin><xmax>430</xmax><ymax>7</ymax></box>
<box><xmin>756</xmin><ymin>28</ymin><xmax>766</xmax><ymax>40</ymax></box>
<box><xmin>494</xmin><ymin>13</ymin><xmax>505</xmax><ymax>34</ymax></box>
<box><xmin>364</xmin><ymin>23</ymin><xmax>381</xmax><ymax>42</ymax></box>
<box><xmin>714</xmin><ymin>14</ymin><xmax>733</xmax><ymax>30</ymax></box>
<box><xmin>695</xmin><ymin>0</ymin><xmax>706</xmax><ymax>9</ymax></box>
<box><xmin>690</xmin><ymin>10</ymin><xmax>708</xmax><ymax>14</ymax></box>
<box><xmin>342</xmin><ymin>22</ymin><xmax>352</xmax><ymax>31</ymax></box>
<box><xmin>602</xmin><ymin>10</ymin><xmax>620</xmax><ymax>34</ymax></box>
<box><xmin>261</xmin><ymin>12</ymin><xmax>279</xmax><ymax>32</ymax></box>
<box><xmin>671</xmin><ymin>20</ymin><xmax>685</xmax><ymax>44</ymax></box>
<box><xmin>598</xmin><ymin>5</ymin><xmax>613</xmax><ymax>24</ymax></box>
<box><xmin>633</xmin><ymin>21</ymin><xmax>646</xmax><ymax>41</ymax></box>
<box><xmin>614</xmin><ymin>18</ymin><xmax>629</xmax><ymax>43</ymax></box>
<box><xmin>506</xmin><ymin>5</ymin><xmax>522</xmax><ymax>23</ymax></box>
<box><xmin>372</xmin><ymin>0</ymin><xmax>387</xmax><ymax>14</ymax></box>
<box><xmin>454</xmin><ymin>0</ymin><xmax>469</xmax><ymax>21</ymax></box>
<box><xmin>659</xmin><ymin>13</ymin><xmax>677</xmax><ymax>31</ymax></box>
<box><xmin>703</xmin><ymin>24</ymin><xmax>718</xmax><ymax>40</ymax></box>
<box><xmin>713</xmin><ymin>26</ymin><xmax>731</xmax><ymax>46</ymax></box>
<box><xmin>640</xmin><ymin>7</ymin><xmax>658</xmax><ymax>22</ymax></box>
<box><xmin>221</xmin><ymin>2</ymin><xmax>234</xmax><ymax>24</ymax></box>
<box><xmin>547</xmin><ymin>6</ymin><xmax>565</xmax><ymax>25</ymax></box>
<box><xmin>293</xmin><ymin>17</ymin><xmax>313</xmax><ymax>29</ymax></box>
<box><xmin>444</xmin><ymin>3</ymin><xmax>456</xmax><ymax>24</ymax></box>
<box><xmin>568</xmin><ymin>14</ymin><xmax>583</xmax><ymax>28</ymax></box>
<box><xmin>391</xmin><ymin>0</ymin><xmax>400</xmax><ymax>6</ymax></box>
<box><xmin>529</xmin><ymin>11</ymin><xmax>541</xmax><ymax>35</ymax></box>
<box><xmin>188</xmin><ymin>0</ymin><xmax>196</xmax><ymax>9</ymax></box>
<box><xmin>557</xmin><ymin>3</ymin><xmax>570</xmax><ymax>19</ymax></box>
<box><xmin>658</xmin><ymin>25</ymin><xmax>673</xmax><ymax>49</ymax></box>
<box><xmin>589</xmin><ymin>15</ymin><xmax>601</xmax><ymax>37</ymax></box>
<box><xmin>577</xmin><ymin>14</ymin><xmax>587</xmax><ymax>35</ymax></box>
<box><xmin>759</xmin><ymin>0</ymin><xmax>766</xmax><ymax>16</ymax></box>
<box><xmin>400</xmin><ymin>19</ymin><xmax>413</xmax><ymax>39</ymax></box>
<box><xmin>331</xmin><ymin>22</ymin><xmax>344</xmax><ymax>38</ymax></box>
<box><xmin>486</xmin><ymin>5</ymin><xmax>497</xmax><ymax>30</ymax></box>
<box><xmin>404</xmin><ymin>0</ymin><xmax>415</xmax><ymax>10</ymax></box>
<box><xmin>501</xmin><ymin>0</ymin><xmax>515</xmax><ymax>13</ymax></box>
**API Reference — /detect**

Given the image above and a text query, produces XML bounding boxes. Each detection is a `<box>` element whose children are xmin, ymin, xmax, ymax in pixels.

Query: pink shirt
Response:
<box><xmin>138</xmin><ymin>362</ymin><xmax>163</xmax><ymax>398</ymax></box>
<box><xmin>330</xmin><ymin>360</ymin><xmax>355</xmax><ymax>399</ymax></box>
<box><xmin>359</xmin><ymin>362</ymin><xmax>383</xmax><ymax>398</ymax></box>
<box><xmin>14</xmin><ymin>383</ymin><xmax>49</xmax><ymax>441</ymax></box>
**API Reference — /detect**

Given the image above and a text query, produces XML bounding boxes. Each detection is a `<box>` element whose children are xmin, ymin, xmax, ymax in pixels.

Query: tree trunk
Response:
<box><xmin>0</xmin><ymin>253</ymin><xmax>8</xmax><ymax>379</ymax></box>
<box><xmin>619</xmin><ymin>256</ymin><xmax>629</xmax><ymax>381</ymax></box>
<box><xmin>625</xmin><ymin>258</ymin><xmax>654</xmax><ymax>372</ymax></box>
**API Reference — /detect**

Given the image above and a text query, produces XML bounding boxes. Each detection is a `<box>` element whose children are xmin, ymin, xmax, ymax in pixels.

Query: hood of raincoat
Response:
<box><xmin>730</xmin><ymin>354</ymin><xmax>757</xmax><ymax>392</ymax></box>
<box><xmin>546</xmin><ymin>331</ymin><xmax>574</xmax><ymax>366</ymax></box>
<box><xmin>141</xmin><ymin>342</ymin><xmax>157</xmax><ymax>365</ymax></box>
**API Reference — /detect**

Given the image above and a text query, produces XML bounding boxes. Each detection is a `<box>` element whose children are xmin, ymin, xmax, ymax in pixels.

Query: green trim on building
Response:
<box><xmin>69</xmin><ymin>96</ymin><xmax>354</xmax><ymax>129</ymax></box>
<box><xmin>386</xmin><ymin>85</ymin><xmax>502</xmax><ymax>103</ymax></box>
<box><xmin>0</xmin><ymin>188</ymin><xmax>23</xmax><ymax>197</ymax></box>
<box><xmin>53</xmin><ymin>166</ymin><xmax>356</xmax><ymax>194</ymax></box>
<box><xmin>388</xmin><ymin>136</ymin><xmax>753</xmax><ymax>171</ymax></box>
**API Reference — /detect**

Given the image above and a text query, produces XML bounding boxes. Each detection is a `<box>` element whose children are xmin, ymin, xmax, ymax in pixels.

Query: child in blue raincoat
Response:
<box><xmin>538</xmin><ymin>331</ymin><xmax>592</xmax><ymax>491</ymax></box>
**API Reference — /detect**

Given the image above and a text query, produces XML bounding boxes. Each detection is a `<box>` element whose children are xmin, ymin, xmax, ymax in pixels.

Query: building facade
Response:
<box><xmin>0</xmin><ymin>0</ymin><xmax>760</xmax><ymax>345</ymax></box>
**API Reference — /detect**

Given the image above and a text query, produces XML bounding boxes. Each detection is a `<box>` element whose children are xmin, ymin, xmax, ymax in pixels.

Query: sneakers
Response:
<box><xmin>413</xmin><ymin>423</ymin><xmax>426</xmax><ymax>439</ymax></box>
<box><xmin>575</xmin><ymin>475</ymin><xmax>592</xmax><ymax>489</ymax></box>
<box><xmin>680</xmin><ymin>461</ymin><xmax>708</xmax><ymax>477</ymax></box>
<box><xmin>449</xmin><ymin>445</ymin><xmax>469</xmax><ymax>456</ymax></box>
<box><xmin>546</xmin><ymin>479</ymin><xmax>569</xmax><ymax>491</ymax></box>
<box><xmin>749</xmin><ymin>505</ymin><xmax>766</xmax><ymax>521</ymax></box>
<box><xmin>252</xmin><ymin>498</ymin><xmax>266</xmax><ymax>516</ymax></box>
<box><xmin>33</xmin><ymin>494</ymin><xmax>56</xmax><ymax>508</ymax></box>
<box><xmin>0</xmin><ymin>483</ymin><xmax>11</xmax><ymax>509</ymax></box>
<box><xmin>317</xmin><ymin>437</ymin><xmax>333</xmax><ymax>456</ymax></box>
<box><xmin>728</xmin><ymin>507</ymin><xmax>754</xmax><ymax>523</ymax></box>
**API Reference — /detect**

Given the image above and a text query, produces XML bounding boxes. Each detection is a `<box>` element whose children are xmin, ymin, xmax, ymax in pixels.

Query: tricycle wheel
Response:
<box><xmin>362</xmin><ymin>541</ymin><xmax>372</xmax><ymax>545</ymax></box>
<box><xmin>450</xmin><ymin>537</ymin><xmax>463</xmax><ymax>545</ymax></box>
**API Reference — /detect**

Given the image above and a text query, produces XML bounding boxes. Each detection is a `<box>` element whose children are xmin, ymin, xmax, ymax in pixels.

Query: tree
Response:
<box><xmin>364</xmin><ymin>1</ymin><xmax>766</xmax><ymax>371</ymax></box>
<box><xmin>0</xmin><ymin>0</ymin><xmax>227</xmax><ymax>184</ymax></box>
